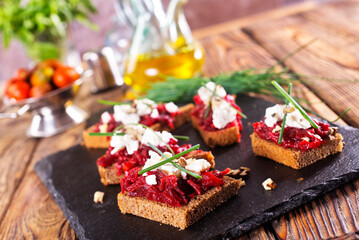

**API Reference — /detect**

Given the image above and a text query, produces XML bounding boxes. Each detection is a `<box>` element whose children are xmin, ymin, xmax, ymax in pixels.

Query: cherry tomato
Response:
<box><xmin>35</xmin><ymin>59</ymin><xmax>62</xmax><ymax>70</ymax></box>
<box><xmin>5</xmin><ymin>81</ymin><xmax>30</xmax><ymax>100</ymax></box>
<box><xmin>29</xmin><ymin>83</ymin><xmax>52</xmax><ymax>98</ymax></box>
<box><xmin>53</xmin><ymin>66</ymin><xmax>79</xmax><ymax>88</ymax></box>
<box><xmin>13</xmin><ymin>68</ymin><xmax>30</xmax><ymax>81</ymax></box>
<box><xmin>30</xmin><ymin>66</ymin><xmax>54</xmax><ymax>86</ymax></box>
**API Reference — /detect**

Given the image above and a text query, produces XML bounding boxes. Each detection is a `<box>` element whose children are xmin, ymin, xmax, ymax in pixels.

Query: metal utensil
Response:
<box><xmin>82</xmin><ymin>47</ymin><xmax>124</xmax><ymax>93</ymax></box>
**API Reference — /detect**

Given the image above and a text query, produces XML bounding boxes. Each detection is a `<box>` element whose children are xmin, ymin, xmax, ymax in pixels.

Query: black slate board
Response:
<box><xmin>35</xmin><ymin>95</ymin><xmax>359</xmax><ymax>240</ymax></box>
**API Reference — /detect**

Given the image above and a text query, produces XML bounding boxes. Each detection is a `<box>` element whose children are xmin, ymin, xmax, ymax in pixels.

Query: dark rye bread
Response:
<box><xmin>83</xmin><ymin>103</ymin><xmax>194</xmax><ymax>149</ymax></box>
<box><xmin>191</xmin><ymin>115</ymin><xmax>240</xmax><ymax>148</ymax></box>
<box><xmin>250</xmin><ymin>132</ymin><xmax>344</xmax><ymax>169</ymax></box>
<box><xmin>118</xmin><ymin>176</ymin><xmax>245</xmax><ymax>230</ymax></box>
<box><xmin>98</xmin><ymin>150</ymin><xmax>215</xmax><ymax>186</ymax></box>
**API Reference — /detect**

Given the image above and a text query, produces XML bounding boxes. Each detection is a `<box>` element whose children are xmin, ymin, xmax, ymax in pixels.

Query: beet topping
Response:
<box><xmin>97</xmin><ymin>138</ymin><xmax>191</xmax><ymax>176</ymax></box>
<box><xmin>192</xmin><ymin>94</ymin><xmax>243</xmax><ymax>131</ymax></box>
<box><xmin>92</xmin><ymin>104</ymin><xmax>179</xmax><ymax>133</ymax></box>
<box><xmin>253</xmin><ymin>120</ymin><xmax>330</xmax><ymax>151</ymax></box>
<box><xmin>121</xmin><ymin>167</ymin><xmax>231</xmax><ymax>207</ymax></box>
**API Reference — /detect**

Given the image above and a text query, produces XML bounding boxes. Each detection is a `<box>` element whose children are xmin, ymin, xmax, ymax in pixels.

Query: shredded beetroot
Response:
<box><xmin>121</xmin><ymin>167</ymin><xmax>230</xmax><ymax>207</ymax></box>
<box><xmin>192</xmin><ymin>94</ymin><xmax>243</xmax><ymax>131</ymax></box>
<box><xmin>253</xmin><ymin>120</ymin><xmax>330</xmax><ymax>151</ymax></box>
<box><xmin>97</xmin><ymin>138</ymin><xmax>191</xmax><ymax>176</ymax></box>
<box><xmin>92</xmin><ymin>104</ymin><xmax>178</xmax><ymax>133</ymax></box>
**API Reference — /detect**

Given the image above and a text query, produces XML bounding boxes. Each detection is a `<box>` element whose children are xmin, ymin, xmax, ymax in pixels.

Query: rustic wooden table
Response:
<box><xmin>1</xmin><ymin>1</ymin><xmax>359</xmax><ymax>239</ymax></box>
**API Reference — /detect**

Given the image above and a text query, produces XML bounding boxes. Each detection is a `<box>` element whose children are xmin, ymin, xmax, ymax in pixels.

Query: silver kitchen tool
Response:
<box><xmin>2</xmin><ymin>72</ymin><xmax>90</xmax><ymax>138</ymax></box>
<box><xmin>82</xmin><ymin>47</ymin><xmax>124</xmax><ymax>93</ymax></box>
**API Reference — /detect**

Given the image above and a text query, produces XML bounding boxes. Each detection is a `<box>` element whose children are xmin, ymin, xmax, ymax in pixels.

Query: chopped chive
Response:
<box><xmin>173</xmin><ymin>135</ymin><xmax>190</xmax><ymax>141</ymax></box>
<box><xmin>98</xmin><ymin>99</ymin><xmax>131</xmax><ymax>106</ymax></box>
<box><xmin>271</xmin><ymin>81</ymin><xmax>319</xmax><ymax>129</ymax></box>
<box><xmin>138</xmin><ymin>144</ymin><xmax>200</xmax><ymax>175</ymax></box>
<box><xmin>89</xmin><ymin>132</ymin><xmax>125</xmax><ymax>136</ymax></box>
<box><xmin>332</xmin><ymin>107</ymin><xmax>351</xmax><ymax>123</ymax></box>
<box><xmin>113</xmin><ymin>124</ymin><xmax>124</xmax><ymax>132</ymax></box>
<box><xmin>147</xmin><ymin>143</ymin><xmax>202</xmax><ymax>179</ymax></box>
<box><xmin>278</xmin><ymin>83</ymin><xmax>292</xmax><ymax>144</ymax></box>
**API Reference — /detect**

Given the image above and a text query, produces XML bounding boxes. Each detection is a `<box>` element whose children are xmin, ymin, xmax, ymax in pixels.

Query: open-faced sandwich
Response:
<box><xmin>191</xmin><ymin>82</ymin><xmax>246</xmax><ymax>148</ymax></box>
<box><xmin>96</xmin><ymin>124</ymin><xmax>213</xmax><ymax>185</ymax></box>
<box><xmin>118</xmin><ymin>145</ymin><xmax>245</xmax><ymax>229</ymax></box>
<box><xmin>83</xmin><ymin>98</ymin><xmax>193</xmax><ymax>148</ymax></box>
<box><xmin>251</xmin><ymin>82</ymin><xmax>344</xmax><ymax>169</ymax></box>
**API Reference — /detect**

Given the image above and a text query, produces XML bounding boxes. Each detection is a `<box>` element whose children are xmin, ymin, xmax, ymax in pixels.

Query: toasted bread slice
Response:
<box><xmin>250</xmin><ymin>132</ymin><xmax>344</xmax><ymax>169</ymax></box>
<box><xmin>83</xmin><ymin>103</ymin><xmax>194</xmax><ymax>149</ymax></box>
<box><xmin>118</xmin><ymin>176</ymin><xmax>244</xmax><ymax>229</ymax></box>
<box><xmin>98</xmin><ymin>150</ymin><xmax>215</xmax><ymax>186</ymax></box>
<box><xmin>191</xmin><ymin>115</ymin><xmax>240</xmax><ymax>148</ymax></box>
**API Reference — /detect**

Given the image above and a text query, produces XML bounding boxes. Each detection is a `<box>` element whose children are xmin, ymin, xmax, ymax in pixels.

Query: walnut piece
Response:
<box><xmin>227</xmin><ymin>167</ymin><xmax>250</xmax><ymax>178</ymax></box>
<box><xmin>262</xmin><ymin>178</ymin><xmax>277</xmax><ymax>190</ymax></box>
<box><xmin>93</xmin><ymin>191</ymin><xmax>105</xmax><ymax>203</ymax></box>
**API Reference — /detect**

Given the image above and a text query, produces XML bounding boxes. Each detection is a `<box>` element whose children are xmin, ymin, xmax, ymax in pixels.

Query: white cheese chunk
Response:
<box><xmin>145</xmin><ymin>175</ymin><xmax>157</xmax><ymax>185</ymax></box>
<box><xmin>141</xmin><ymin>129</ymin><xmax>176</xmax><ymax>147</ymax></box>
<box><xmin>264</xmin><ymin>104</ymin><xmax>311</xmax><ymax>129</ymax></box>
<box><xmin>101</xmin><ymin>111</ymin><xmax>112</xmax><ymax>124</ymax></box>
<box><xmin>197</xmin><ymin>82</ymin><xmax>226</xmax><ymax>103</ymax></box>
<box><xmin>99</xmin><ymin>124</ymin><xmax>108</xmax><ymax>133</ymax></box>
<box><xmin>185</xmin><ymin>159</ymin><xmax>211</xmax><ymax>174</ymax></box>
<box><xmin>110</xmin><ymin>134</ymin><xmax>139</xmax><ymax>155</ymax></box>
<box><xmin>150</xmin><ymin>108</ymin><xmax>159</xmax><ymax>118</ymax></box>
<box><xmin>165</xmin><ymin>102</ymin><xmax>179</xmax><ymax>113</ymax></box>
<box><xmin>135</xmin><ymin>98</ymin><xmax>155</xmax><ymax>116</ymax></box>
<box><xmin>212</xmin><ymin>99</ymin><xmax>237</xmax><ymax>129</ymax></box>
<box><xmin>113</xmin><ymin>105</ymin><xmax>140</xmax><ymax>124</ymax></box>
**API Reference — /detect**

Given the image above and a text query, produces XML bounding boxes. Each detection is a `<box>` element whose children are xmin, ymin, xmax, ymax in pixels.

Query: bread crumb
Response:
<box><xmin>94</xmin><ymin>191</ymin><xmax>104</xmax><ymax>203</ymax></box>
<box><xmin>262</xmin><ymin>178</ymin><xmax>277</xmax><ymax>190</ymax></box>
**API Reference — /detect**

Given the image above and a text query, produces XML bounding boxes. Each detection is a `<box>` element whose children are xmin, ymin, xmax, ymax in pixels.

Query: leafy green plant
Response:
<box><xmin>0</xmin><ymin>0</ymin><xmax>97</xmax><ymax>60</ymax></box>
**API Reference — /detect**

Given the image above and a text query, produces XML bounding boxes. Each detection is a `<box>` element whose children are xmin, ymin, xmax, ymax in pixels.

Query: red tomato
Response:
<box><xmin>35</xmin><ymin>59</ymin><xmax>62</xmax><ymax>70</ymax></box>
<box><xmin>5</xmin><ymin>81</ymin><xmax>30</xmax><ymax>100</ymax></box>
<box><xmin>53</xmin><ymin>66</ymin><xmax>80</xmax><ymax>88</ymax></box>
<box><xmin>13</xmin><ymin>68</ymin><xmax>30</xmax><ymax>81</ymax></box>
<box><xmin>30</xmin><ymin>66</ymin><xmax>54</xmax><ymax>86</ymax></box>
<box><xmin>29</xmin><ymin>83</ymin><xmax>52</xmax><ymax>98</ymax></box>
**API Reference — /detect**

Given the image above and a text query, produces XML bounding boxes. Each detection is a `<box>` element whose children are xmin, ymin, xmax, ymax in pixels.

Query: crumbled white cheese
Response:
<box><xmin>141</xmin><ymin>129</ymin><xmax>176</xmax><ymax>147</ymax></box>
<box><xmin>145</xmin><ymin>174</ymin><xmax>157</xmax><ymax>185</ymax></box>
<box><xmin>197</xmin><ymin>82</ymin><xmax>226</xmax><ymax>103</ymax></box>
<box><xmin>135</xmin><ymin>98</ymin><xmax>155</xmax><ymax>116</ymax></box>
<box><xmin>113</xmin><ymin>105</ymin><xmax>140</xmax><ymax>124</ymax></box>
<box><xmin>93</xmin><ymin>191</ymin><xmax>104</xmax><ymax>203</ymax></box>
<box><xmin>123</xmin><ymin>124</ymin><xmax>146</xmax><ymax>140</ymax></box>
<box><xmin>142</xmin><ymin>151</ymin><xmax>180</xmax><ymax>177</ymax></box>
<box><xmin>99</xmin><ymin>124</ymin><xmax>108</xmax><ymax>133</ymax></box>
<box><xmin>262</xmin><ymin>178</ymin><xmax>276</xmax><ymax>191</ymax></box>
<box><xmin>150</xmin><ymin>108</ymin><xmax>159</xmax><ymax>118</ymax></box>
<box><xmin>272</xmin><ymin>125</ymin><xmax>281</xmax><ymax>133</ymax></box>
<box><xmin>212</xmin><ymin>99</ymin><xmax>237</xmax><ymax>129</ymax></box>
<box><xmin>110</xmin><ymin>134</ymin><xmax>139</xmax><ymax>155</ymax></box>
<box><xmin>165</xmin><ymin>102</ymin><xmax>179</xmax><ymax>113</ymax></box>
<box><xmin>264</xmin><ymin>104</ymin><xmax>311</xmax><ymax>129</ymax></box>
<box><xmin>185</xmin><ymin>159</ymin><xmax>211</xmax><ymax>174</ymax></box>
<box><xmin>101</xmin><ymin>111</ymin><xmax>112</xmax><ymax>124</ymax></box>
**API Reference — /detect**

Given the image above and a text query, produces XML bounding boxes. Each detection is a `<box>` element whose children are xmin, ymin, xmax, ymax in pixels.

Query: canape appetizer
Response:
<box><xmin>83</xmin><ymin>98</ymin><xmax>193</xmax><ymax>148</ymax></box>
<box><xmin>96</xmin><ymin>124</ymin><xmax>212</xmax><ymax>185</ymax></box>
<box><xmin>118</xmin><ymin>145</ymin><xmax>244</xmax><ymax>229</ymax></box>
<box><xmin>250</xmin><ymin>82</ymin><xmax>344</xmax><ymax>169</ymax></box>
<box><xmin>191</xmin><ymin>82</ymin><xmax>246</xmax><ymax>148</ymax></box>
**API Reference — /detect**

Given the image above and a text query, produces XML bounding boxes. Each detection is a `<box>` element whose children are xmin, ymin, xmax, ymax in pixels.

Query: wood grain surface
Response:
<box><xmin>1</xmin><ymin>1</ymin><xmax>359</xmax><ymax>239</ymax></box>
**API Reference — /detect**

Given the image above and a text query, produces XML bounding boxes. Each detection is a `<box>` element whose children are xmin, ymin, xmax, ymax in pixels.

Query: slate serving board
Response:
<box><xmin>35</xmin><ymin>95</ymin><xmax>359</xmax><ymax>240</ymax></box>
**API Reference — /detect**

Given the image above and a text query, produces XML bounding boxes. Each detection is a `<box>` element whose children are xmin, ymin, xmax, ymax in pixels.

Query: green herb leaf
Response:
<box><xmin>98</xmin><ymin>99</ymin><xmax>131</xmax><ymax>106</ymax></box>
<box><xmin>138</xmin><ymin>144</ymin><xmax>200</xmax><ymax>175</ymax></box>
<box><xmin>173</xmin><ymin>135</ymin><xmax>190</xmax><ymax>140</ymax></box>
<box><xmin>89</xmin><ymin>132</ymin><xmax>125</xmax><ymax>136</ymax></box>
<box><xmin>278</xmin><ymin>83</ymin><xmax>292</xmax><ymax>144</ymax></box>
<box><xmin>271</xmin><ymin>81</ymin><xmax>319</xmax><ymax>129</ymax></box>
